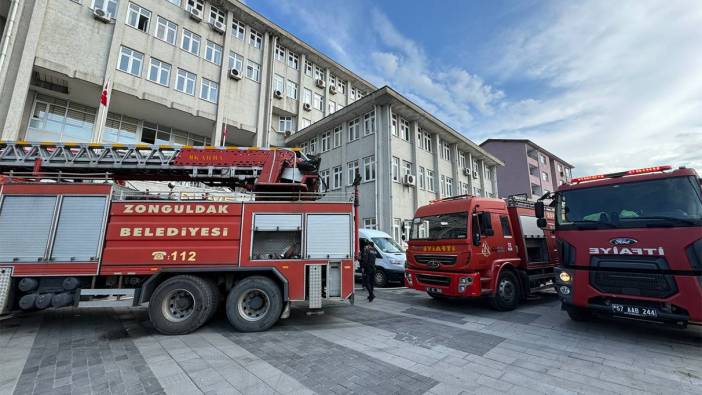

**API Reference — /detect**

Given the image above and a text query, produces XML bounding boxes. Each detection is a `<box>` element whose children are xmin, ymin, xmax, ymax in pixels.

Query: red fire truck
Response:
<box><xmin>0</xmin><ymin>142</ymin><xmax>359</xmax><ymax>335</ymax></box>
<box><xmin>536</xmin><ymin>166</ymin><xmax>702</xmax><ymax>326</ymax></box>
<box><xmin>404</xmin><ymin>195</ymin><xmax>558</xmax><ymax>310</ymax></box>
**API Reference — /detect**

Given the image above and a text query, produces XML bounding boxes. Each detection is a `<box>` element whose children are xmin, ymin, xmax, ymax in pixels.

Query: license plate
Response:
<box><xmin>427</xmin><ymin>287</ymin><xmax>443</xmax><ymax>294</ymax></box>
<box><xmin>611</xmin><ymin>303</ymin><xmax>658</xmax><ymax>318</ymax></box>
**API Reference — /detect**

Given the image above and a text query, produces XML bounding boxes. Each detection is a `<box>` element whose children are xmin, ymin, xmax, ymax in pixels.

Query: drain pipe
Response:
<box><xmin>0</xmin><ymin>0</ymin><xmax>20</xmax><ymax>75</ymax></box>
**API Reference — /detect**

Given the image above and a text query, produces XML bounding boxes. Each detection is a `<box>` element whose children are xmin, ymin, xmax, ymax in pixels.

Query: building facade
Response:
<box><xmin>286</xmin><ymin>87</ymin><xmax>504</xmax><ymax>243</ymax></box>
<box><xmin>0</xmin><ymin>0</ymin><xmax>374</xmax><ymax>147</ymax></box>
<box><xmin>480</xmin><ymin>139</ymin><xmax>573</xmax><ymax>200</ymax></box>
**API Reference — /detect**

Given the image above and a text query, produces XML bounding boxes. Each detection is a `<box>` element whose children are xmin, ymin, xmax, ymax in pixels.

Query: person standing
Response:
<box><xmin>360</xmin><ymin>243</ymin><xmax>376</xmax><ymax>302</ymax></box>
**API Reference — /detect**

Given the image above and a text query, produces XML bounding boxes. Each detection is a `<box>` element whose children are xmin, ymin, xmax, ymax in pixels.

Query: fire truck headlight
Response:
<box><xmin>559</xmin><ymin>286</ymin><xmax>571</xmax><ymax>295</ymax></box>
<box><xmin>559</xmin><ymin>272</ymin><xmax>572</xmax><ymax>283</ymax></box>
<box><xmin>459</xmin><ymin>277</ymin><xmax>472</xmax><ymax>285</ymax></box>
<box><xmin>459</xmin><ymin>285</ymin><xmax>466</xmax><ymax>293</ymax></box>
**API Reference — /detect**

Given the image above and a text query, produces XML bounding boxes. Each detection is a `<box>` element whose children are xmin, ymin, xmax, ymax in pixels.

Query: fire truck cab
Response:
<box><xmin>405</xmin><ymin>195</ymin><xmax>557</xmax><ymax>310</ymax></box>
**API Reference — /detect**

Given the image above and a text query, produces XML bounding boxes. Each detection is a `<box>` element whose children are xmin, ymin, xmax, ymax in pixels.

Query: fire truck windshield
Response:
<box><xmin>557</xmin><ymin>176</ymin><xmax>702</xmax><ymax>230</ymax></box>
<box><xmin>410</xmin><ymin>212</ymin><xmax>468</xmax><ymax>240</ymax></box>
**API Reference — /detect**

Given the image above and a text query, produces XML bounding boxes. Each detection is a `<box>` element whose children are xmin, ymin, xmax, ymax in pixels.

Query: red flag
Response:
<box><xmin>100</xmin><ymin>81</ymin><xmax>109</xmax><ymax>106</ymax></box>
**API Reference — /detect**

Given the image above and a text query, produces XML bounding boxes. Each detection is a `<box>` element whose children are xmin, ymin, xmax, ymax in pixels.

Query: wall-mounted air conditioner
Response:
<box><xmin>93</xmin><ymin>8</ymin><xmax>111</xmax><ymax>23</ymax></box>
<box><xmin>315</xmin><ymin>79</ymin><xmax>326</xmax><ymax>88</ymax></box>
<box><xmin>229</xmin><ymin>68</ymin><xmax>242</xmax><ymax>80</ymax></box>
<box><xmin>186</xmin><ymin>6</ymin><xmax>202</xmax><ymax>22</ymax></box>
<box><xmin>403</xmin><ymin>174</ymin><xmax>416</xmax><ymax>186</ymax></box>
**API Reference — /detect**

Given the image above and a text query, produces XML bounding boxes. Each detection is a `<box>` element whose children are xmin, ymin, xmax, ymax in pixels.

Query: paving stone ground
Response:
<box><xmin>1</xmin><ymin>286</ymin><xmax>701</xmax><ymax>395</ymax></box>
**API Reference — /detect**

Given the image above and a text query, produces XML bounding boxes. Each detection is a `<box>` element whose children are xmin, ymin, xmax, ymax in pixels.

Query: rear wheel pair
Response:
<box><xmin>148</xmin><ymin>275</ymin><xmax>282</xmax><ymax>335</ymax></box>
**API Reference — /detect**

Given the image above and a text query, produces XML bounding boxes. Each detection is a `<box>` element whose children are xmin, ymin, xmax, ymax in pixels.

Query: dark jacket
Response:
<box><xmin>361</xmin><ymin>247</ymin><xmax>377</xmax><ymax>272</ymax></box>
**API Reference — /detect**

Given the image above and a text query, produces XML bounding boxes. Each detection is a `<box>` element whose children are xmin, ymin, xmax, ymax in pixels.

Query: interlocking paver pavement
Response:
<box><xmin>1</xmin><ymin>287</ymin><xmax>701</xmax><ymax>394</ymax></box>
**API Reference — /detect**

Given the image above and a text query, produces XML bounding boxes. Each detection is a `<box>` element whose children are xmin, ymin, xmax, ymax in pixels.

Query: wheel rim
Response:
<box><xmin>375</xmin><ymin>271</ymin><xmax>385</xmax><ymax>285</ymax></box>
<box><xmin>498</xmin><ymin>278</ymin><xmax>515</xmax><ymax>303</ymax></box>
<box><xmin>237</xmin><ymin>288</ymin><xmax>270</xmax><ymax>322</ymax></box>
<box><xmin>162</xmin><ymin>289</ymin><xmax>195</xmax><ymax>322</ymax></box>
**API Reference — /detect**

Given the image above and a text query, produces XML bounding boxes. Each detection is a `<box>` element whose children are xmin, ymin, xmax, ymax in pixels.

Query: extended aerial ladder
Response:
<box><xmin>0</xmin><ymin>141</ymin><xmax>321</xmax><ymax>197</ymax></box>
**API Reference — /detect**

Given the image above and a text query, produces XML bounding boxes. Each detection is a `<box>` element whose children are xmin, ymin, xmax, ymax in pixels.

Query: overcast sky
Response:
<box><xmin>249</xmin><ymin>0</ymin><xmax>702</xmax><ymax>176</ymax></box>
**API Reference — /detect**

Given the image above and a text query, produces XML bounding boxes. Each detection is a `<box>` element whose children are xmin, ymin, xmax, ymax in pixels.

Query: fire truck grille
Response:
<box><xmin>414</xmin><ymin>255</ymin><xmax>457</xmax><ymax>266</ymax></box>
<box><xmin>416</xmin><ymin>274</ymin><xmax>451</xmax><ymax>286</ymax></box>
<box><xmin>589</xmin><ymin>257</ymin><xmax>677</xmax><ymax>299</ymax></box>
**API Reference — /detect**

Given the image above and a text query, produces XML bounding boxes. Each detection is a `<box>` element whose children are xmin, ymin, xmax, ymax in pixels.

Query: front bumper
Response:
<box><xmin>405</xmin><ymin>269</ymin><xmax>482</xmax><ymax>297</ymax></box>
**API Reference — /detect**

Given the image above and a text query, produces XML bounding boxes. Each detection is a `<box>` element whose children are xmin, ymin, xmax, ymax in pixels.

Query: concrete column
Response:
<box><xmin>213</xmin><ymin>10</ymin><xmax>235</xmax><ymax>146</ymax></box>
<box><xmin>256</xmin><ymin>32</ymin><xmax>273</xmax><ymax>147</ymax></box>
<box><xmin>0</xmin><ymin>0</ymin><xmax>23</xmax><ymax>99</ymax></box>
<box><xmin>92</xmin><ymin>0</ymin><xmax>130</xmax><ymax>143</ymax></box>
<box><xmin>491</xmin><ymin>165</ymin><xmax>499</xmax><ymax>197</ymax></box>
<box><xmin>376</xmin><ymin>104</ymin><xmax>393</xmax><ymax>233</ymax></box>
<box><xmin>296</xmin><ymin>53</ymin><xmax>305</xmax><ymax>121</ymax></box>
<box><xmin>323</xmin><ymin>67</ymin><xmax>330</xmax><ymax>116</ymax></box>
<box><xmin>1</xmin><ymin>0</ymin><xmax>48</xmax><ymax>140</ymax></box>
<box><xmin>345</xmin><ymin>79</ymin><xmax>351</xmax><ymax>105</ymax></box>
<box><xmin>432</xmin><ymin>132</ymin><xmax>440</xmax><ymax>199</ymax></box>
<box><xmin>450</xmin><ymin>143</ymin><xmax>460</xmax><ymax>196</ymax></box>
<box><xmin>480</xmin><ymin>159</ymin><xmax>486</xmax><ymax>197</ymax></box>
<box><xmin>467</xmin><ymin>151</ymin><xmax>474</xmax><ymax>193</ymax></box>
<box><xmin>409</xmin><ymin>119</ymin><xmax>419</xmax><ymax>210</ymax></box>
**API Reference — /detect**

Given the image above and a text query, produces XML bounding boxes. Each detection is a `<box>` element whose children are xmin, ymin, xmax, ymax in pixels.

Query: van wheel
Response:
<box><xmin>374</xmin><ymin>269</ymin><xmax>388</xmax><ymax>288</ymax></box>
<box><xmin>490</xmin><ymin>270</ymin><xmax>520</xmax><ymax>311</ymax></box>
<box><xmin>566</xmin><ymin>306</ymin><xmax>592</xmax><ymax>322</ymax></box>
<box><xmin>148</xmin><ymin>275</ymin><xmax>216</xmax><ymax>335</ymax></box>
<box><xmin>226</xmin><ymin>276</ymin><xmax>282</xmax><ymax>332</ymax></box>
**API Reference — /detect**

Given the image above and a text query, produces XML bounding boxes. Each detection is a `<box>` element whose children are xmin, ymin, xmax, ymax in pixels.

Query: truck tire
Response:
<box><xmin>374</xmin><ymin>269</ymin><xmax>388</xmax><ymax>288</ymax></box>
<box><xmin>490</xmin><ymin>270</ymin><xmax>520</xmax><ymax>311</ymax></box>
<box><xmin>148</xmin><ymin>275</ymin><xmax>216</xmax><ymax>335</ymax></box>
<box><xmin>225</xmin><ymin>276</ymin><xmax>282</xmax><ymax>332</ymax></box>
<box><xmin>566</xmin><ymin>305</ymin><xmax>593</xmax><ymax>322</ymax></box>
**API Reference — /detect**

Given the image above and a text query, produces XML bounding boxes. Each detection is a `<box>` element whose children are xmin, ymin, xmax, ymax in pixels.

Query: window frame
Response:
<box><xmin>154</xmin><ymin>16</ymin><xmax>177</xmax><ymax>45</ymax></box>
<box><xmin>181</xmin><ymin>29</ymin><xmax>201</xmax><ymax>56</ymax></box>
<box><xmin>204</xmin><ymin>40</ymin><xmax>223</xmax><ymax>65</ymax></box>
<box><xmin>199</xmin><ymin>78</ymin><xmax>219</xmax><ymax>103</ymax></box>
<box><xmin>175</xmin><ymin>68</ymin><xmax>196</xmax><ymax>95</ymax></box>
<box><xmin>147</xmin><ymin>57</ymin><xmax>172</xmax><ymax>86</ymax></box>
<box><xmin>126</xmin><ymin>2</ymin><xmax>151</xmax><ymax>33</ymax></box>
<box><xmin>117</xmin><ymin>46</ymin><xmax>144</xmax><ymax>77</ymax></box>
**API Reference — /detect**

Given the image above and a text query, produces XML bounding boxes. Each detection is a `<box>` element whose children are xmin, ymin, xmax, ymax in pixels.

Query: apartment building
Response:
<box><xmin>0</xmin><ymin>0</ymin><xmax>374</xmax><ymax>147</ymax></box>
<box><xmin>480</xmin><ymin>138</ymin><xmax>573</xmax><ymax>200</ymax></box>
<box><xmin>286</xmin><ymin>86</ymin><xmax>504</xmax><ymax>243</ymax></box>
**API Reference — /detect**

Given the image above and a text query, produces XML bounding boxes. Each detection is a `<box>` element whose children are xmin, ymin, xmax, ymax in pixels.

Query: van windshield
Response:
<box><xmin>557</xmin><ymin>176</ymin><xmax>702</xmax><ymax>230</ymax></box>
<box><xmin>410</xmin><ymin>212</ymin><xmax>468</xmax><ymax>240</ymax></box>
<box><xmin>372</xmin><ymin>237</ymin><xmax>404</xmax><ymax>253</ymax></box>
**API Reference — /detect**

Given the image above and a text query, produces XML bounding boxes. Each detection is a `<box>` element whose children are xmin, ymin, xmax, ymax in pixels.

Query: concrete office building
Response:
<box><xmin>0</xmin><ymin>0</ymin><xmax>374</xmax><ymax>147</ymax></box>
<box><xmin>480</xmin><ymin>139</ymin><xmax>573</xmax><ymax>200</ymax></box>
<box><xmin>286</xmin><ymin>86</ymin><xmax>504</xmax><ymax>243</ymax></box>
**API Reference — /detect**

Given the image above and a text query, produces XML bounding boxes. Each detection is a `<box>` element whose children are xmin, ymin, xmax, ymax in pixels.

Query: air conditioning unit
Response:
<box><xmin>228</xmin><ymin>68</ymin><xmax>242</xmax><ymax>80</ymax></box>
<box><xmin>284</xmin><ymin>131</ymin><xmax>292</xmax><ymax>137</ymax></box>
<box><xmin>315</xmin><ymin>79</ymin><xmax>326</xmax><ymax>88</ymax></box>
<box><xmin>273</xmin><ymin>90</ymin><xmax>283</xmax><ymax>99</ymax></box>
<box><xmin>403</xmin><ymin>174</ymin><xmax>416</xmax><ymax>186</ymax></box>
<box><xmin>93</xmin><ymin>8</ymin><xmax>111</xmax><ymax>23</ymax></box>
<box><xmin>472</xmin><ymin>170</ymin><xmax>479</xmax><ymax>179</ymax></box>
<box><xmin>210</xmin><ymin>20</ymin><xmax>225</xmax><ymax>34</ymax></box>
<box><xmin>186</xmin><ymin>6</ymin><xmax>202</xmax><ymax>22</ymax></box>
<box><xmin>303</xmin><ymin>102</ymin><xmax>312</xmax><ymax>111</ymax></box>
<box><xmin>329</xmin><ymin>85</ymin><xmax>337</xmax><ymax>95</ymax></box>
<box><xmin>462</xmin><ymin>168</ymin><xmax>471</xmax><ymax>177</ymax></box>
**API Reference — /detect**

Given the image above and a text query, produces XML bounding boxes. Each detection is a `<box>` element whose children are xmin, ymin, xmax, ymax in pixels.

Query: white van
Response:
<box><xmin>357</xmin><ymin>228</ymin><xmax>406</xmax><ymax>287</ymax></box>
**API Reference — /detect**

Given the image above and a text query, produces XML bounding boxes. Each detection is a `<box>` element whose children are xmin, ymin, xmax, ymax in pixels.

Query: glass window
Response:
<box><xmin>103</xmin><ymin>113</ymin><xmax>138</xmax><ymax>143</ymax></box>
<box><xmin>418</xmin><ymin>167</ymin><xmax>425</xmax><ymax>189</ymax></box>
<box><xmin>231</xmin><ymin>19</ymin><xmax>245</xmax><ymax>40</ymax></box>
<box><xmin>426</xmin><ymin>169</ymin><xmax>435</xmax><ymax>192</ymax></box>
<box><xmin>347</xmin><ymin>160</ymin><xmax>359</xmax><ymax>186</ymax></box>
<box><xmin>320</xmin><ymin>131</ymin><xmax>331</xmax><ymax>152</ymax></box>
<box><xmin>208</xmin><ymin>5</ymin><xmax>225</xmax><ymax>26</ymax></box>
<box><xmin>126</xmin><ymin>2</ymin><xmax>151</xmax><ymax>32</ymax></box>
<box><xmin>313</xmin><ymin>93</ymin><xmax>323</xmax><ymax>111</ymax></box>
<box><xmin>175</xmin><ymin>69</ymin><xmax>196</xmax><ymax>95</ymax></box>
<box><xmin>313</xmin><ymin>65</ymin><xmax>324</xmax><ymax>80</ymax></box>
<box><xmin>228</xmin><ymin>51</ymin><xmax>243</xmax><ymax>71</ymax></box>
<box><xmin>411</xmin><ymin>212</ymin><xmax>468</xmax><ymax>240</ymax></box>
<box><xmin>181</xmin><ymin>29</ymin><xmax>201</xmax><ymax>55</ymax></box>
<box><xmin>286</xmin><ymin>80</ymin><xmax>298</xmax><ymax>99</ymax></box>
<box><xmin>204</xmin><ymin>41</ymin><xmax>223</xmax><ymax>65</ymax></box>
<box><xmin>402</xmin><ymin>160</ymin><xmax>413</xmax><ymax>177</ymax></box>
<box><xmin>186</xmin><ymin>0</ymin><xmax>203</xmax><ymax>12</ymax></box>
<box><xmin>272</xmin><ymin>74</ymin><xmax>284</xmax><ymax>94</ymax></box>
<box><xmin>275</xmin><ymin>44</ymin><xmax>285</xmax><ymax>62</ymax></box>
<box><xmin>199</xmin><ymin>79</ymin><xmax>218</xmax><ymax>103</ymax></box>
<box><xmin>246</xmin><ymin>60</ymin><xmax>261</xmax><ymax>82</ymax></box>
<box><xmin>392</xmin><ymin>156</ymin><xmax>400</xmax><ymax>182</ymax></box>
<box><xmin>363</xmin><ymin>218</ymin><xmax>377</xmax><ymax>230</ymax></box>
<box><xmin>372</xmin><ymin>237</ymin><xmax>404</xmax><ymax>253</ymax></box>
<box><xmin>287</xmin><ymin>51</ymin><xmax>299</xmax><ymax>69</ymax></box>
<box><xmin>26</xmin><ymin>95</ymin><xmax>96</xmax><ymax>142</ymax></box>
<box><xmin>348</xmin><ymin>118</ymin><xmax>360</xmax><ymax>141</ymax></box>
<box><xmin>363</xmin><ymin>156</ymin><xmax>376</xmax><ymax>182</ymax></box>
<box><xmin>300</xmin><ymin>118</ymin><xmax>312</xmax><ymax>130</ymax></box>
<box><xmin>278</xmin><ymin>116</ymin><xmax>293</xmax><ymax>133</ymax></box>
<box><xmin>166</xmin><ymin>0</ymin><xmax>181</xmax><ymax>6</ymax></box>
<box><xmin>542</xmin><ymin>171</ymin><xmax>549</xmax><ymax>181</ymax></box>
<box><xmin>500</xmin><ymin>216</ymin><xmax>512</xmax><ymax>237</ymax></box>
<box><xmin>117</xmin><ymin>46</ymin><xmax>143</xmax><ymax>76</ymax></box>
<box><xmin>332</xmin><ymin>166</ymin><xmax>342</xmax><ymax>189</ymax></box>
<box><xmin>249</xmin><ymin>29</ymin><xmax>262</xmax><ymax>48</ymax></box>
<box><xmin>363</xmin><ymin>110</ymin><xmax>375</xmax><ymax>136</ymax></box>
<box><xmin>391</xmin><ymin>114</ymin><xmax>398</xmax><ymax>136</ymax></box>
<box><xmin>304</xmin><ymin>60</ymin><xmax>313</xmax><ymax>76</ymax></box>
<box><xmin>400</xmin><ymin>118</ymin><xmax>410</xmax><ymax>140</ymax></box>
<box><xmin>155</xmin><ymin>16</ymin><xmax>177</xmax><ymax>45</ymax></box>
<box><xmin>333</xmin><ymin>126</ymin><xmax>342</xmax><ymax>147</ymax></box>
<box><xmin>147</xmin><ymin>58</ymin><xmax>171</xmax><ymax>86</ymax></box>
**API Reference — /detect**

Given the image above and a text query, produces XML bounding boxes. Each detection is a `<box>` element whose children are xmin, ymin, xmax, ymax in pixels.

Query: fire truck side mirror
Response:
<box><xmin>534</xmin><ymin>201</ymin><xmax>545</xmax><ymax>219</ymax></box>
<box><xmin>537</xmin><ymin>218</ymin><xmax>548</xmax><ymax>229</ymax></box>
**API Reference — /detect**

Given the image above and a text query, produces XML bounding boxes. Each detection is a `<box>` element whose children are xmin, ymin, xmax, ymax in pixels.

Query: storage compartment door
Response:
<box><xmin>0</xmin><ymin>196</ymin><xmax>57</xmax><ymax>262</ymax></box>
<box><xmin>306</xmin><ymin>214</ymin><xmax>352</xmax><ymax>259</ymax></box>
<box><xmin>51</xmin><ymin>196</ymin><xmax>108</xmax><ymax>261</ymax></box>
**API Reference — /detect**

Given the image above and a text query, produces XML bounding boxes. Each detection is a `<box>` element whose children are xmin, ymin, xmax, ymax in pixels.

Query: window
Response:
<box><xmin>347</xmin><ymin>160</ymin><xmax>360</xmax><ymax>185</ymax></box>
<box><xmin>402</xmin><ymin>160</ymin><xmax>413</xmax><ymax>177</ymax></box>
<box><xmin>418</xmin><ymin>129</ymin><xmax>433</xmax><ymax>152</ymax></box>
<box><xmin>166</xmin><ymin>0</ymin><xmax>181</xmax><ymax>6</ymax></box>
<box><xmin>426</xmin><ymin>169</ymin><xmax>435</xmax><ymax>192</ymax></box>
<box><xmin>231</xmin><ymin>19</ymin><xmax>245</xmax><ymax>40</ymax></box>
<box><xmin>304</xmin><ymin>60</ymin><xmax>313</xmax><ymax>76</ymax></box>
<box><xmin>500</xmin><ymin>216</ymin><xmax>512</xmax><ymax>237</ymax></box>
<box><xmin>209</xmin><ymin>5</ymin><xmax>225</xmax><ymax>26</ymax></box>
<box><xmin>204</xmin><ymin>41</ymin><xmax>223</xmax><ymax>65</ymax></box>
<box><xmin>393</xmin><ymin>218</ymin><xmax>402</xmax><ymax>244</ymax></box>
<box><xmin>540</xmin><ymin>155</ymin><xmax>546</xmax><ymax>164</ymax></box>
<box><xmin>411</xmin><ymin>213</ymin><xmax>468</xmax><ymax>241</ymax></box>
<box><xmin>320</xmin><ymin>131</ymin><xmax>331</xmax><ymax>152</ymax></box>
<box><xmin>199</xmin><ymin>79</ymin><xmax>218</xmax><ymax>103</ymax></box>
<box><xmin>363</xmin><ymin>110</ymin><xmax>375</xmax><ymax>136</ymax></box>
<box><xmin>400</xmin><ymin>118</ymin><xmax>410</xmax><ymax>140</ymax></box>
<box><xmin>251</xmin><ymin>215</ymin><xmax>302</xmax><ymax>260</ymax></box>
<box><xmin>273</xmin><ymin>74</ymin><xmax>285</xmax><ymax>94</ymax></box>
<box><xmin>333</xmin><ymin>126</ymin><xmax>342</xmax><ymax>147</ymax></box>
<box><xmin>181</xmin><ymin>30</ymin><xmax>201</xmax><ymax>55</ymax></box>
<box><xmin>103</xmin><ymin>112</ymin><xmax>138</xmax><ymax>144</ymax></box>
<box><xmin>363</xmin><ymin>218</ymin><xmax>377</xmax><ymax>230</ymax></box>
<box><xmin>485</xmin><ymin>167</ymin><xmax>491</xmax><ymax>180</ymax></box>
<box><xmin>542</xmin><ymin>171</ymin><xmax>549</xmax><ymax>181</ymax></box>
<box><xmin>286</xmin><ymin>80</ymin><xmax>298</xmax><ymax>100</ymax></box>
<box><xmin>329</xmin><ymin>74</ymin><xmax>337</xmax><ymax>87</ymax></box>
<box><xmin>458</xmin><ymin>152</ymin><xmax>466</xmax><ymax>169</ymax></box>
<box><xmin>308</xmin><ymin>137</ymin><xmax>317</xmax><ymax>154</ymax></box>
<box><xmin>246</xmin><ymin>60</ymin><xmax>261</xmax><ymax>82</ymax></box>
<box><xmin>338</xmin><ymin>79</ymin><xmax>346</xmax><ymax>93</ymax></box>
<box><xmin>440</xmin><ymin>175</ymin><xmax>446</xmax><ymax>196</ymax></box>
<box><xmin>186</xmin><ymin>0</ymin><xmax>203</xmax><ymax>12</ymax></box>
<box><xmin>392</xmin><ymin>156</ymin><xmax>400</xmax><ymax>182</ymax></box>
<box><xmin>313</xmin><ymin>65</ymin><xmax>324</xmax><ymax>81</ymax></box>
<box><xmin>363</xmin><ymin>156</ymin><xmax>376</xmax><ymax>182</ymax></box>
<box><xmin>347</xmin><ymin>118</ymin><xmax>360</xmax><ymax>141</ymax></box>
<box><xmin>446</xmin><ymin>177</ymin><xmax>454</xmax><ymax>197</ymax></box>
<box><xmin>154</xmin><ymin>16</ymin><xmax>177</xmax><ymax>45</ymax></box>
<box><xmin>391</xmin><ymin>114</ymin><xmax>398</xmax><ymax>136</ymax></box>
<box><xmin>117</xmin><ymin>46</ymin><xmax>143</xmax><ymax>76</ymax></box>
<box><xmin>332</xmin><ymin>166</ymin><xmax>342</xmax><ymax>189</ymax></box>
<box><xmin>302</xmin><ymin>88</ymin><xmax>312</xmax><ymax>105</ymax></box>
<box><xmin>313</xmin><ymin>93</ymin><xmax>323</xmax><ymax>111</ymax></box>
<box><xmin>279</xmin><ymin>116</ymin><xmax>293</xmax><ymax>133</ymax></box>
<box><xmin>249</xmin><ymin>29</ymin><xmax>262</xmax><ymax>49</ymax></box>
<box><xmin>27</xmin><ymin>95</ymin><xmax>96</xmax><ymax>142</ymax></box>
<box><xmin>91</xmin><ymin>0</ymin><xmax>118</xmax><ymax>19</ymax></box>
<box><xmin>300</xmin><ymin>118</ymin><xmax>312</xmax><ymax>130</ymax></box>
<box><xmin>319</xmin><ymin>169</ymin><xmax>330</xmax><ymax>192</ymax></box>
<box><xmin>350</xmin><ymin>87</ymin><xmax>357</xmax><ymax>100</ymax></box>
<box><xmin>418</xmin><ymin>167</ymin><xmax>425</xmax><ymax>189</ymax></box>
<box><xmin>147</xmin><ymin>58</ymin><xmax>171</xmax><ymax>86</ymax></box>
<box><xmin>287</xmin><ymin>51</ymin><xmax>299</xmax><ymax>69</ymax></box>
<box><xmin>126</xmin><ymin>3</ymin><xmax>150</xmax><ymax>32</ymax></box>
<box><xmin>175</xmin><ymin>69</ymin><xmax>196</xmax><ymax>95</ymax></box>
<box><xmin>228</xmin><ymin>51</ymin><xmax>243</xmax><ymax>71</ymax></box>
<box><xmin>440</xmin><ymin>139</ymin><xmax>451</xmax><ymax>161</ymax></box>
<box><xmin>275</xmin><ymin>44</ymin><xmax>286</xmax><ymax>62</ymax></box>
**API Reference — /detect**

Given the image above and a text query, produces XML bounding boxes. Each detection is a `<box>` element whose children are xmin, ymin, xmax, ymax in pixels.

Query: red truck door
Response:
<box><xmin>471</xmin><ymin>210</ymin><xmax>501</xmax><ymax>290</ymax></box>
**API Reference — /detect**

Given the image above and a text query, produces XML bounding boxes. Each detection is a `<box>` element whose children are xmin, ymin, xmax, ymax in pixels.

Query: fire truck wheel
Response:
<box><xmin>226</xmin><ymin>276</ymin><xmax>282</xmax><ymax>332</ymax></box>
<box><xmin>148</xmin><ymin>275</ymin><xmax>216</xmax><ymax>335</ymax></box>
<box><xmin>490</xmin><ymin>270</ymin><xmax>520</xmax><ymax>311</ymax></box>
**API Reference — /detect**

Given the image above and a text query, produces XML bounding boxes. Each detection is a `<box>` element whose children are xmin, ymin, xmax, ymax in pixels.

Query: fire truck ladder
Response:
<box><xmin>0</xmin><ymin>141</ymin><xmax>320</xmax><ymax>195</ymax></box>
